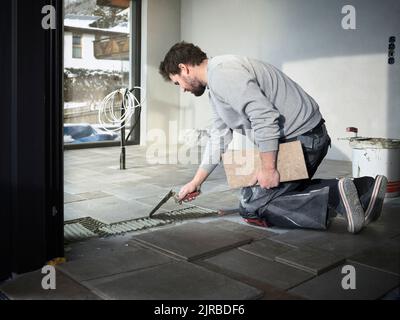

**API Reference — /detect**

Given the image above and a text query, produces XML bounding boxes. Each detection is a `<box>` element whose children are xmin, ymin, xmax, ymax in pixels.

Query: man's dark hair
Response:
<box><xmin>159</xmin><ymin>42</ymin><xmax>207</xmax><ymax>81</ymax></box>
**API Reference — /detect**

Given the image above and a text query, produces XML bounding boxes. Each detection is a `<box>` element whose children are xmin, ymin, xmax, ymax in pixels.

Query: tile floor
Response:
<box><xmin>1</xmin><ymin>145</ymin><xmax>399</xmax><ymax>300</ymax></box>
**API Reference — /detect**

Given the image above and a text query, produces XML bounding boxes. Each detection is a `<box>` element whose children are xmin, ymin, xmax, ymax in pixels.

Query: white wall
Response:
<box><xmin>64</xmin><ymin>31</ymin><xmax>129</xmax><ymax>71</ymax></box>
<box><xmin>140</xmin><ymin>0</ymin><xmax>181</xmax><ymax>146</ymax></box>
<box><xmin>180</xmin><ymin>0</ymin><xmax>400</xmax><ymax>160</ymax></box>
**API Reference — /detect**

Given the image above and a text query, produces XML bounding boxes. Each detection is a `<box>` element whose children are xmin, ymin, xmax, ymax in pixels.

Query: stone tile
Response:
<box><xmin>202</xmin><ymin>249</ymin><xmax>314</xmax><ymax>290</ymax></box>
<box><xmin>102</xmin><ymin>182</ymin><xmax>172</xmax><ymax>201</ymax></box>
<box><xmin>270</xmin><ymin>228</ymin><xmax>329</xmax><ymax>247</ymax></box>
<box><xmin>64</xmin><ymin>192</ymin><xmax>85</xmax><ymax>204</ymax></box>
<box><xmin>191</xmin><ymin>190</ymin><xmax>240</xmax><ymax>211</ymax></box>
<box><xmin>58</xmin><ymin>246</ymin><xmax>174</xmax><ymax>282</ymax></box>
<box><xmin>207</xmin><ymin>219</ymin><xmax>276</xmax><ymax>240</ymax></box>
<box><xmin>86</xmin><ymin>261</ymin><xmax>263</xmax><ymax>300</ymax></box>
<box><xmin>289</xmin><ymin>262</ymin><xmax>400</xmax><ymax>300</ymax></box>
<box><xmin>64</xmin><ymin>234</ymin><xmax>139</xmax><ymax>261</ymax></box>
<box><xmin>275</xmin><ymin>247</ymin><xmax>345</xmax><ymax>275</ymax></box>
<box><xmin>64</xmin><ymin>196</ymin><xmax>158</xmax><ymax>224</ymax></box>
<box><xmin>347</xmin><ymin>240</ymin><xmax>400</xmax><ymax>276</ymax></box>
<box><xmin>239</xmin><ymin>238</ymin><xmax>297</xmax><ymax>261</ymax></box>
<box><xmin>131</xmin><ymin>222</ymin><xmax>253</xmax><ymax>261</ymax></box>
<box><xmin>134</xmin><ymin>194</ymin><xmax>193</xmax><ymax>212</ymax></box>
<box><xmin>76</xmin><ymin>191</ymin><xmax>113</xmax><ymax>201</ymax></box>
<box><xmin>0</xmin><ymin>269</ymin><xmax>100</xmax><ymax>300</ymax></box>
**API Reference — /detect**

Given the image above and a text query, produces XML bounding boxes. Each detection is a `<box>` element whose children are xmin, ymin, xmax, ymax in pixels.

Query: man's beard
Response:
<box><xmin>186</xmin><ymin>77</ymin><xmax>206</xmax><ymax>96</ymax></box>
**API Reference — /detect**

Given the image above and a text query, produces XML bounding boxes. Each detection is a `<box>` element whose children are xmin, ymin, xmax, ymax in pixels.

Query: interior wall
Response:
<box><xmin>180</xmin><ymin>0</ymin><xmax>400</xmax><ymax>160</ymax></box>
<box><xmin>140</xmin><ymin>0</ymin><xmax>181</xmax><ymax>146</ymax></box>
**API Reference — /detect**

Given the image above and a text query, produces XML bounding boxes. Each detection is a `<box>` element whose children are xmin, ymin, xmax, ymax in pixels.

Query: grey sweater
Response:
<box><xmin>200</xmin><ymin>55</ymin><xmax>322</xmax><ymax>174</ymax></box>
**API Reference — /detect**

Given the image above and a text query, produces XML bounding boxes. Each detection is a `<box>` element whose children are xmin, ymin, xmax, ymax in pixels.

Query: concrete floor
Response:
<box><xmin>1</xmin><ymin>145</ymin><xmax>399</xmax><ymax>300</ymax></box>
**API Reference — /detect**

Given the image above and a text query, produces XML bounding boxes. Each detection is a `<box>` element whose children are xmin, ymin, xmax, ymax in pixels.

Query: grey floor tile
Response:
<box><xmin>64</xmin><ymin>234</ymin><xmax>140</xmax><ymax>261</ymax></box>
<box><xmin>347</xmin><ymin>239</ymin><xmax>400</xmax><ymax>276</ymax></box>
<box><xmin>289</xmin><ymin>262</ymin><xmax>400</xmax><ymax>300</ymax></box>
<box><xmin>86</xmin><ymin>261</ymin><xmax>263</xmax><ymax>300</ymax></box>
<box><xmin>64</xmin><ymin>192</ymin><xmax>85</xmax><ymax>204</ymax></box>
<box><xmin>191</xmin><ymin>190</ymin><xmax>240</xmax><ymax>211</ymax></box>
<box><xmin>207</xmin><ymin>219</ymin><xmax>276</xmax><ymax>240</ymax></box>
<box><xmin>202</xmin><ymin>249</ymin><xmax>314</xmax><ymax>290</ymax></box>
<box><xmin>64</xmin><ymin>196</ymin><xmax>158</xmax><ymax>224</ymax></box>
<box><xmin>76</xmin><ymin>191</ymin><xmax>113</xmax><ymax>201</ymax></box>
<box><xmin>58</xmin><ymin>246</ymin><xmax>174</xmax><ymax>282</ymax></box>
<box><xmin>131</xmin><ymin>222</ymin><xmax>253</xmax><ymax>261</ymax></box>
<box><xmin>239</xmin><ymin>238</ymin><xmax>297</xmax><ymax>261</ymax></box>
<box><xmin>0</xmin><ymin>269</ymin><xmax>101</xmax><ymax>300</ymax></box>
<box><xmin>275</xmin><ymin>246</ymin><xmax>345</xmax><ymax>275</ymax></box>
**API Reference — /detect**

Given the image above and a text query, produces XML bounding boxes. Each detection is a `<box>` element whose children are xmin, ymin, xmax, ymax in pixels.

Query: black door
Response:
<box><xmin>0</xmin><ymin>0</ymin><xmax>64</xmax><ymax>280</ymax></box>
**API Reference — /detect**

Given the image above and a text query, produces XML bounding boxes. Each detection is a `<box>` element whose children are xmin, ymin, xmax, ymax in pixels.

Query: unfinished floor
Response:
<box><xmin>1</xmin><ymin>145</ymin><xmax>399</xmax><ymax>300</ymax></box>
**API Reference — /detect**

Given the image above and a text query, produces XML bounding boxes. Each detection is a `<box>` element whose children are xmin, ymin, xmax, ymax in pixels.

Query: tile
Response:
<box><xmin>64</xmin><ymin>196</ymin><xmax>157</xmax><ymax>224</ymax></box>
<box><xmin>102</xmin><ymin>182</ymin><xmax>172</xmax><ymax>201</ymax></box>
<box><xmin>289</xmin><ymin>262</ymin><xmax>400</xmax><ymax>300</ymax></box>
<box><xmin>64</xmin><ymin>234</ymin><xmax>139</xmax><ymax>261</ymax></box>
<box><xmin>131</xmin><ymin>222</ymin><xmax>253</xmax><ymax>261</ymax></box>
<box><xmin>275</xmin><ymin>247</ymin><xmax>345</xmax><ymax>275</ymax></box>
<box><xmin>76</xmin><ymin>191</ymin><xmax>113</xmax><ymax>201</ymax></box>
<box><xmin>202</xmin><ymin>249</ymin><xmax>314</xmax><ymax>290</ymax></box>
<box><xmin>239</xmin><ymin>238</ymin><xmax>297</xmax><ymax>261</ymax></box>
<box><xmin>64</xmin><ymin>192</ymin><xmax>85</xmax><ymax>204</ymax></box>
<box><xmin>191</xmin><ymin>190</ymin><xmax>240</xmax><ymax>211</ymax></box>
<box><xmin>0</xmin><ymin>269</ymin><xmax>100</xmax><ymax>300</ymax></box>
<box><xmin>207</xmin><ymin>219</ymin><xmax>276</xmax><ymax>240</ymax></box>
<box><xmin>58</xmin><ymin>246</ymin><xmax>174</xmax><ymax>282</ymax></box>
<box><xmin>86</xmin><ymin>261</ymin><xmax>263</xmax><ymax>300</ymax></box>
<box><xmin>347</xmin><ymin>239</ymin><xmax>400</xmax><ymax>276</ymax></box>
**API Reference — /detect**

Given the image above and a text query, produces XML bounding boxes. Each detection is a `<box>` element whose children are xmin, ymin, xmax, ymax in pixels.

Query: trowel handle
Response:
<box><xmin>180</xmin><ymin>190</ymin><xmax>201</xmax><ymax>202</ymax></box>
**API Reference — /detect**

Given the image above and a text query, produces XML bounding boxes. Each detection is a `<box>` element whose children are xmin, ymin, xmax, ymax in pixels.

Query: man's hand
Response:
<box><xmin>256</xmin><ymin>168</ymin><xmax>280</xmax><ymax>189</ymax></box>
<box><xmin>178</xmin><ymin>181</ymin><xmax>200</xmax><ymax>202</ymax></box>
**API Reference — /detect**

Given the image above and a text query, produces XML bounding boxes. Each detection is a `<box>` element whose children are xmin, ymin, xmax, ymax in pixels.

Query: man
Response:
<box><xmin>159</xmin><ymin>41</ymin><xmax>387</xmax><ymax>234</ymax></box>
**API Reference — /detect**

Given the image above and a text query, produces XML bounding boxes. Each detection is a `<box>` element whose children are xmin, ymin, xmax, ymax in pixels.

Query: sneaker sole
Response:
<box><xmin>365</xmin><ymin>175</ymin><xmax>388</xmax><ymax>225</ymax></box>
<box><xmin>338</xmin><ymin>178</ymin><xmax>364</xmax><ymax>234</ymax></box>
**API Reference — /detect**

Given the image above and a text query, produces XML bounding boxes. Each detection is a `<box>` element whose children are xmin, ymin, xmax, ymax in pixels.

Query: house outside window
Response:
<box><xmin>72</xmin><ymin>34</ymin><xmax>82</xmax><ymax>58</ymax></box>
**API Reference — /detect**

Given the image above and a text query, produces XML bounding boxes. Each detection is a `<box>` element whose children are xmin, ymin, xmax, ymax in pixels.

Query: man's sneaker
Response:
<box><xmin>364</xmin><ymin>175</ymin><xmax>388</xmax><ymax>225</ymax></box>
<box><xmin>338</xmin><ymin>177</ymin><xmax>365</xmax><ymax>234</ymax></box>
<box><xmin>352</xmin><ymin>175</ymin><xmax>388</xmax><ymax>225</ymax></box>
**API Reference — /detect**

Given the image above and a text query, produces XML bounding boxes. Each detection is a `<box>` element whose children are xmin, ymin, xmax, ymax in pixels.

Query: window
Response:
<box><xmin>63</xmin><ymin>0</ymin><xmax>140</xmax><ymax>146</ymax></box>
<box><xmin>72</xmin><ymin>34</ymin><xmax>82</xmax><ymax>58</ymax></box>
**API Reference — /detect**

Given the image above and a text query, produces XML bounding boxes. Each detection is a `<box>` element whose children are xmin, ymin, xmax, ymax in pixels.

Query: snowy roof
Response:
<box><xmin>64</xmin><ymin>14</ymin><xmax>128</xmax><ymax>34</ymax></box>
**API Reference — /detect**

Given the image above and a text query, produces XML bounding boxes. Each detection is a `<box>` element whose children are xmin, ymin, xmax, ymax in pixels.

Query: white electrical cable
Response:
<box><xmin>98</xmin><ymin>87</ymin><xmax>144</xmax><ymax>133</ymax></box>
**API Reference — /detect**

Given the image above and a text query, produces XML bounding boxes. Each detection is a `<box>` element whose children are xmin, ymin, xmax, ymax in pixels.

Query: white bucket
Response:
<box><xmin>350</xmin><ymin>138</ymin><xmax>400</xmax><ymax>198</ymax></box>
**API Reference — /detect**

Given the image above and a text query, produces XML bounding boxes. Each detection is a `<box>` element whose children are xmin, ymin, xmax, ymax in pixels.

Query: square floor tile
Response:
<box><xmin>239</xmin><ymin>238</ymin><xmax>297</xmax><ymax>261</ymax></box>
<box><xmin>0</xmin><ymin>269</ymin><xmax>100</xmax><ymax>300</ymax></box>
<box><xmin>289</xmin><ymin>262</ymin><xmax>400</xmax><ymax>300</ymax></box>
<box><xmin>202</xmin><ymin>249</ymin><xmax>314</xmax><ymax>290</ymax></box>
<box><xmin>131</xmin><ymin>222</ymin><xmax>253</xmax><ymax>261</ymax></box>
<box><xmin>58</xmin><ymin>246</ymin><xmax>174</xmax><ymax>282</ymax></box>
<box><xmin>347</xmin><ymin>239</ymin><xmax>400</xmax><ymax>276</ymax></box>
<box><xmin>275</xmin><ymin>246</ymin><xmax>345</xmax><ymax>275</ymax></box>
<box><xmin>86</xmin><ymin>261</ymin><xmax>263</xmax><ymax>300</ymax></box>
<box><xmin>208</xmin><ymin>219</ymin><xmax>276</xmax><ymax>240</ymax></box>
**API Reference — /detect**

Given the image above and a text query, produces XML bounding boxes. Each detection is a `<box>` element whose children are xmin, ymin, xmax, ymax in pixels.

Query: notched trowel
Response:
<box><xmin>148</xmin><ymin>189</ymin><xmax>201</xmax><ymax>218</ymax></box>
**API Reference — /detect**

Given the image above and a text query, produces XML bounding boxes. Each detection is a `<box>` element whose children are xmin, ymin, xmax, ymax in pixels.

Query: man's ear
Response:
<box><xmin>178</xmin><ymin>63</ymin><xmax>189</xmax><ymax>75</ymax></box>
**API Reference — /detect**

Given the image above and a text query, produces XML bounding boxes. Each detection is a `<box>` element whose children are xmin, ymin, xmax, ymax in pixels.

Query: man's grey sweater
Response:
<box><xmin>200</xmin><ymin>55</ymin><xmax>322</xmax><ymax>174</ymax></box>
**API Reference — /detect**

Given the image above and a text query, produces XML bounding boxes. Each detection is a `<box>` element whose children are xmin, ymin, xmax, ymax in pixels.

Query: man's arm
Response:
<box><xmin>178</xmin><ymin>105</ymin><xmax>233</xmax><ymax>201</ymax></box>
<box><xmin>257</xmin><ymin>151</ymin><xmax>280</xmax><ymax>189</ymax></box>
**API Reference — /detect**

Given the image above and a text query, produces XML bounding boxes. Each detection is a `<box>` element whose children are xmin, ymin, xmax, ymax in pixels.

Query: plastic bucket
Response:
<box><xmin>350</xmin><ymin>138</ymin><xmax>400</xmax><ymax>198</ymax></box>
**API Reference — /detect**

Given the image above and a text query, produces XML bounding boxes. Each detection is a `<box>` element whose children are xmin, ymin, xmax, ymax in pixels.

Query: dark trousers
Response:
<box><xmin>239</xmin><ymin>122</ymin><xmax>338</xmax><ymax>230</ymax></box>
